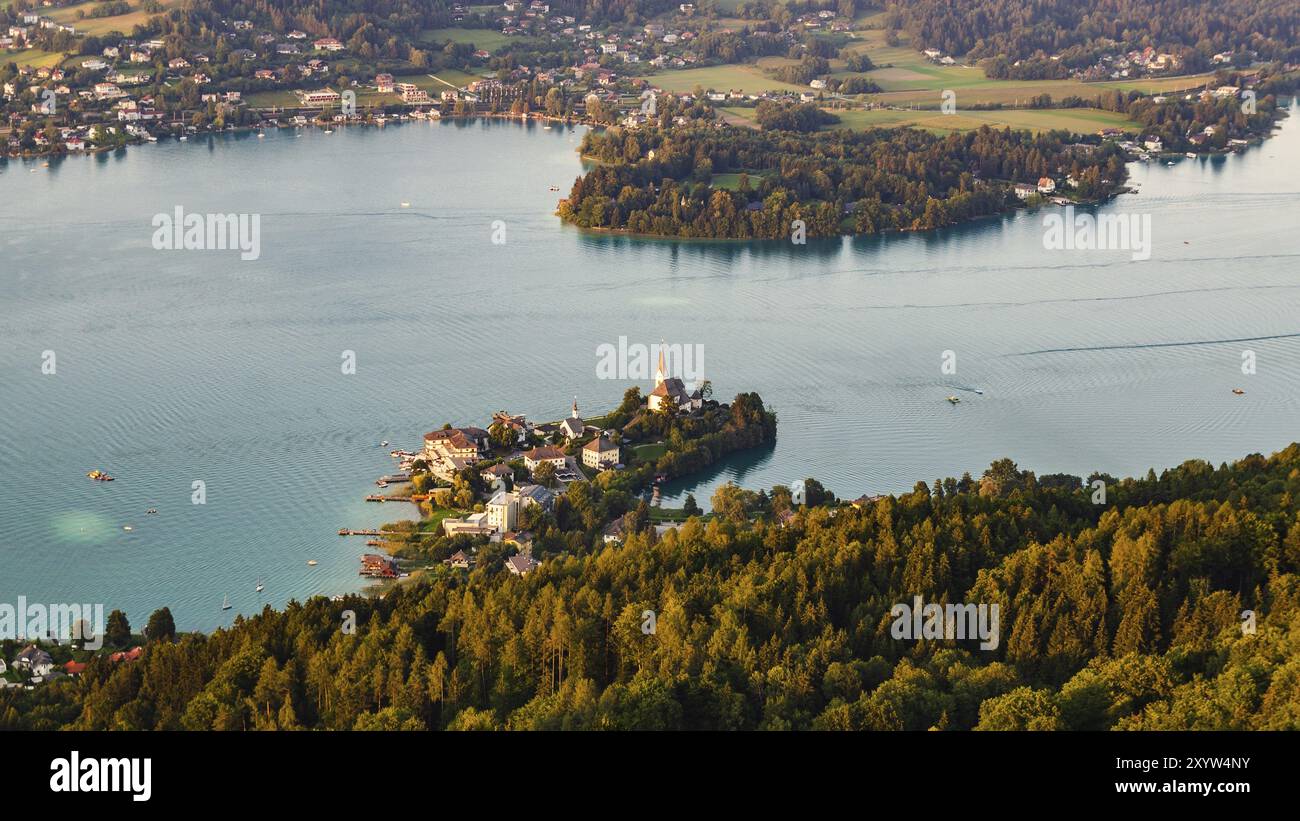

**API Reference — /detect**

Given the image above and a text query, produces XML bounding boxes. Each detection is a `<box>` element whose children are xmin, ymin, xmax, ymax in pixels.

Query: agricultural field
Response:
<box><xmin>817</xmin><ymin>106</ymin><xmax>1139</xmax><ymax>135</ymax></box>
<box><xmin>835</xmin><ymin>22</ymin><xmax>1216</xmax><ymax>108</ymax></box>
<box><xmin>633</xmin><ymin>63</ymin><xmax>810</xmax><ymax>95</ymax></box>
<box><xmin>1</xmin><ymin>48</ymin><xmax>66</xmax><ymax>69</ymax></box>
<box><xmin>643</xmin><ymin>11</ymin><xmax>1218</xmax><ymax>136</ymax></box>
<box><xmin>420</xmin><ymin>28</ymin><xmax>543</xmax><ymax>52</ymax></box>
<box><xmin>45</xmin><ymin>0</ymin><xmax>177</xmax><ymax>38</ymax></box>
<box><xmin>643</xmin><ymin>47</ymin><xmax>1213</xmax><ymax>110</ymax></box>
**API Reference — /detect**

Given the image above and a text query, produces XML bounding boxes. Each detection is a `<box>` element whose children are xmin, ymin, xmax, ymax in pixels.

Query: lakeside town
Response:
<box><xmin>4</xmin><ymin>1</ymin><xmax>1295</xmax><ymax>164</ymax></box>
<box><xmin>342</xmin><ymin>344</ymin><xmax>777</xmax><ymax>584</ymax></box>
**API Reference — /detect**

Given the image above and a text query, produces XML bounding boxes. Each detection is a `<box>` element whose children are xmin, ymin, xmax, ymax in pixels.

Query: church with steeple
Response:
<box><xmin>559</xmin><ymin>396</ymin><xmax>584</xmax><ymax>440</ymax></box>
<box><xmin>647</xmin><ymin>343</ymin><xmax>703</xmax><ymax>412</ymax></box>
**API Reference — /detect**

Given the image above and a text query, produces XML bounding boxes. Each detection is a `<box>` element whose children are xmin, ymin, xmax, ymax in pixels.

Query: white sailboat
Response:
<box><xmin>255</xmin><ymin>578</ymin><xmax>264</xmax><ymax>593</ymax></box>
<box><xmin>221</xmin><ymin>594</ymin><xmax>232</xmax><ymax>610</ymax></box>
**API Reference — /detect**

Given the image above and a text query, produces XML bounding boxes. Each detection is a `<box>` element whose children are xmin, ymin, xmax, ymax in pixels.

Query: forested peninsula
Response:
<box><xmin>558</xmin><ymin>121</ymin><xmax>1128</xmax><ymax>240</ymax></box>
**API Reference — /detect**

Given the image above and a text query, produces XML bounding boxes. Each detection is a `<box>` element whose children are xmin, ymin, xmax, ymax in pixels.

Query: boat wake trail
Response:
<box><xmin>1011</xmin><ymin>331</ymin><xmax>1300</xmax><ymax>356</ymax></box>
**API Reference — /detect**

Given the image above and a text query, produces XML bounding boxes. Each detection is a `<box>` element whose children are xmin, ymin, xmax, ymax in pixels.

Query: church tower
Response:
<box><xmin>654</xmin><ymin>340</ymin><xmax>667</xmax><ymax>386</ymax></box>
<box><xmin>571</xmin><ymin>396</ymin><xmax>579</xmax><ymax>418</ymax></box>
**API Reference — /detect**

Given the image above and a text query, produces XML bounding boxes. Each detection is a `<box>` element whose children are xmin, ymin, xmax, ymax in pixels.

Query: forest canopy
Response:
<box><xmin>6</xmin><ymin>443</ymin><xmax>1300</xmax><ymax>731</ymax></box>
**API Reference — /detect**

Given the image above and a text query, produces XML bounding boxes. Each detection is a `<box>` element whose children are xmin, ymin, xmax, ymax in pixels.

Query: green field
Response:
<box><xmin>1</xmin><ymin>48</ymin><xmax>66</xmax><ymax>68</ymax></box>
<box><xmin>633</xmin><ymin>63</ymin><xmax>811</xmax><ymax>95</ymax></box>
<box><xmin>45</xmin><ymin>0</ymin><xmax>177</xmax><ymax>38</ymax></box>
<box><xmin>710</xmin><ymin>170</ymin><xmax>767</xmax><ymax>189</ymax></box>
<box><xmin>420</xmin><ymin>28</ymin><xmax>542</xmax><ymax>53</ymax></box>
<box><xmin>820</xmin><ymin>106</ymin><xmax>1138</xmax><ymax>135</ymax></box>
<box><xmin>632</xmin><ymin>443</ymin><xmax>668</xmax><ymax>462</ymax></box>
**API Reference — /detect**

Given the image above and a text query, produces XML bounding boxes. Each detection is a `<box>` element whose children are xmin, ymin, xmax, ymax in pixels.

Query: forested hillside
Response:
<box><xmin>886</xmin><ymin>0</ymin><xmax>1300</xmax><ymax>69</ymax></box>
<box><xmin>6</xmin><ymin>444</ymin><xmax>1300</xmax><ymax>731</ymax></box>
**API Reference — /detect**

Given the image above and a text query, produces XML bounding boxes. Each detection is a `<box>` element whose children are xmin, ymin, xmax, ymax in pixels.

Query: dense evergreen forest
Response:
<box><xmin>558</xmin><ymin>123</ymin><xmax>1127</xmax><ymax>239</ymax></box>
<box><xmin>885</xmin><ymin>0</ymin><xmax>1300</xmax><ymax>73</ymax></box>
<box><xmin>6</xmin><ymin>443</ymin><xmax>1300</xmax><ymax>731</ymax></box>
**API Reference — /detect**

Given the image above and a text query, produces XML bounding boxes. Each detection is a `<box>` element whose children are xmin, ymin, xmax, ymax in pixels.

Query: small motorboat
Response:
<box><xmin>946</xmin><ymin>395</ymin><xmax>961</xmax><ymax>404</ymax></box>
<box><xmin>307</xmin><ymin>560</ymin><xmax>318</xmax><ymax>566</ymax></box>
<box><xmin>146</xmin><ymin>508</ymin><xmax>158</xmax><ymax>515</ymax></box>
<box><xmin>221</xmin><ymin>594</ymin><xmax>232</xmax><ymax>611</ymax></box>
<box><xmin>1185</xmin><ymin>152</ymin><xmax>1195</xmax><ymax>158</ymax></box>
<box><xmin>122</xmin><ymin>525</ymin><xmax>133</xmax><ymax>532</ymax></box>
<box><xmin>381</xmin><ymin>440</ymin><xmax>389</xmax><ymax>447</ymax></box>
<box><xmin>1232</xmin><ymin>388</ymin><xmax>1245</xmax><ymax>395</ymax></box>
<box><xmin>400</xmin><ymin>202</ymin><xmax>410</xmax><ymax>208</ymax></box>
<box><xmin>87</xmin><ymin>469</ymin><xmax>115</xmax><ymax>481</ymax></box>
<box><xmin>323</xmin><ymin>129</ymin><xmax>333</xmax><ymax>134</ymax></box>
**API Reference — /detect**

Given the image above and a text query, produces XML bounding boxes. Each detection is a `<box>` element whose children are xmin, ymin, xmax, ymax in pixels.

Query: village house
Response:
<box><xmin>314</xmin><ymin>37</ymin><xmax>344</xmax><ymax>52</ymax></box>
<box><xmin>582</xmin><ymin>436</ymin><xmax>620</xmax><ymax>470</ymax></box>
<box><xmin>1036</xmin><ymin>177</ymin><xmax>1056</xmax><ymax>194</ymax></box>
<box><xmin>423</xmin><ymin>426</ymin><xmax>489</xmax><ymax>462</ymax></box>
<box><xmin>480</xmin><ymin>462</ymin><xmax>514</xmax><ymax>486</ymax></box>
<box><xmin>444</xmin><ymin>549</ymin><xmax>476</xmax><ymax>569</ymax></box>
<box><xmin>109</xmin><ymin>646</ymin><xmax>143</xmax><ymax>663</ymax></box>
<box><xmin>12</xmin><ymin>645</ymin><xmax>54</xmax><ymax>676</ymax></box>
<box><xmin>491</xmin><ymin>410</ymin><xmax>530</xmax><ymax>444</ymax></box>
<box><xmin>517</xmin><ymin>483</ymin><xmax>555</xmax><ymax>512</ymax></box>
<box><xmin>1013</xmin><ymin>182</ymin><xmax>1037</xmax><ymax>199</ymax></box>
<box><xmin>523</xmin><ymin>445</ymin><xmax>567</xmax><ymax>473</ymax></box>
<box><xmin>375</xmin><ymin>73</ymin><xmax>395</xmax><ymax>93</ymax></box>
<box><xmin>506</xmin><ymin>553</ymin><xmax>539</xmax><ymax>576</ymax></box>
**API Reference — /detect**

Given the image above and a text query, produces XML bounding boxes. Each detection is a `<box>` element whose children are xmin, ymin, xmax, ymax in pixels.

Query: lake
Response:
<box><xmin>2</xmin><ymin>103</ymin><xmax>1298</xmax><ymax>630</ymax></box>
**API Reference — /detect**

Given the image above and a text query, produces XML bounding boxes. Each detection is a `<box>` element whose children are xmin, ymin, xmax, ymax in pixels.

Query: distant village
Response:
<box><xmin>4</xmin><ymin>1</ymin><xmax>1291</xmax><ymax>159</ymax></box>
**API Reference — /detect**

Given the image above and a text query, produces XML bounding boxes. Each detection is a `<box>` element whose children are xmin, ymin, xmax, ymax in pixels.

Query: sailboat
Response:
<box><xmin>255</xmin><ymin>578</ymin><xmax>264</xmax><ymax>593</ymax></box>
<box><xmin>221</xmin><ymin>594</ymin><xmax>232</xmax><ymax>610</ymax></box>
